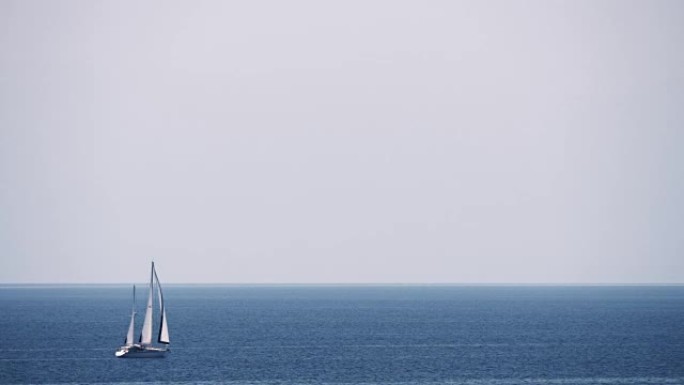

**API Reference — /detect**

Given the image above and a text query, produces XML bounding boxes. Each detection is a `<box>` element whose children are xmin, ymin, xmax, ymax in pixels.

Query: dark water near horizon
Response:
<box><xmin>1</xmin><ymin>285</ymin><xmax>683</xmax><ymax>385</ymax></box>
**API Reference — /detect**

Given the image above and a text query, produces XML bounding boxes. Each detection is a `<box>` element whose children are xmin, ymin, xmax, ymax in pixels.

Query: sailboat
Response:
<box><xmin>115</xmin><ymin>262</ymin><xmax>170</xmax><ymax>358</ymax></box>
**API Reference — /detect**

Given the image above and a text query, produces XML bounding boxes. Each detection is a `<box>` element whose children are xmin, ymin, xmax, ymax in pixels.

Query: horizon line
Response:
<box><xmin>1</xmin><ymin>282</ymin><xmax>684</xmax><ymax>287</ymax></box>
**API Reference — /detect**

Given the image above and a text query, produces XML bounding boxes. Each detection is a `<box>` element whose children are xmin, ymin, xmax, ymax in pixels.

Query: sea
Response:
<box><xmin>1</xmin><ymin>285</ymin><xmax>683</xmax><ymax>385</ymax></box>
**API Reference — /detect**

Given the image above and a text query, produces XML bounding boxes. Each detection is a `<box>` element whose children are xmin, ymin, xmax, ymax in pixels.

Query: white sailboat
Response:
<box><xmin>115</xmin><ymin>262</ymin><xmax>170</xmax><ymax>358</ymax></box>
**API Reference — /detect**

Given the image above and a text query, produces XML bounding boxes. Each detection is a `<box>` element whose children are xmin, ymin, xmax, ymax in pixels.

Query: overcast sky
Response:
<box><xmin>1</xmin><ymin>0</ymin><xmax>682</xmax><ymax>284</ymax></box>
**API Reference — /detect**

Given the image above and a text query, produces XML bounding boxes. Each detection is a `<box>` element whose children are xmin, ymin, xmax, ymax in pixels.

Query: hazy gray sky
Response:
<box><xmin>1</xmin><ymin>0</ymin><xmax>683</xmax><ymax>283</ymax></box>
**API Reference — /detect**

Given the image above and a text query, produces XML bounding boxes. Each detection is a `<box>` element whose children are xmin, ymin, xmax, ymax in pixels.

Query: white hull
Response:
<box><xmin>115</xmin><ymin>345</ymin><xmax>168</xmax><ymax>358</ymax></box>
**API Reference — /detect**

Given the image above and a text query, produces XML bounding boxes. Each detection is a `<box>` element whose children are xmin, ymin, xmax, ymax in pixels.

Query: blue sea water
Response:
<box><xmin>0</xmin><ymin>285</ymin><xmax>683</xmax><ymax>385</ymax></box>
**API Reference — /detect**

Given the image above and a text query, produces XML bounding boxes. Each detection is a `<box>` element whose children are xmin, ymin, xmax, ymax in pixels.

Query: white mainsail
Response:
<box><xmin>124</xmin><ymin>285</ymin><xmax>136</xmax><ymax>346</ymax></box>
<box><xmin>139</xmin><ymin>262</ymin><xmax>155</xmax><ymax>345</ymax></box>
<box><xmin>154</xmin><ymin>267</ymin><xmax>170</xmax><ymax>344</ymax></box>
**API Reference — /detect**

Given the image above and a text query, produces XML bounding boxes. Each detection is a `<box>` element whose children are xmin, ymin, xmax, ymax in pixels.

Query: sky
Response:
<box><xmin>0</xmin><ymin>0</ymin><xmax>683</xmax><ymax>284</ymax></box>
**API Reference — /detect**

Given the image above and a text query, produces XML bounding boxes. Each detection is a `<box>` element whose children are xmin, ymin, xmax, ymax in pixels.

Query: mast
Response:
<box><xmin>124</xmin><ymin>285</ymin><xmax>136</xmax><ymax>346</ymax></box>
<box><xmin>154</xmin><ymin>266</ymin><xmax>170</xmax><ymax>344</ymax></box>
<box><xmin>139</xmin><ymin>262</ymin><xmax>154</xmax><ymax>345</ymax></box>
